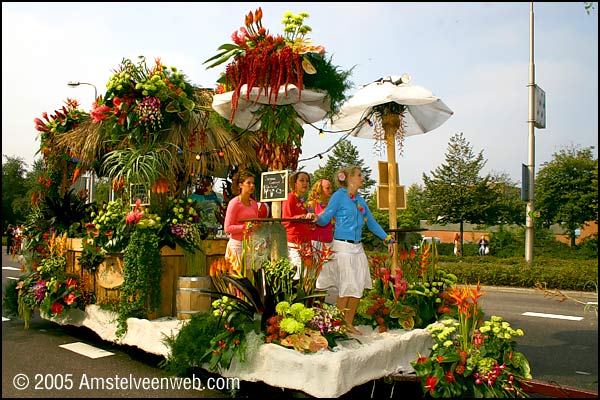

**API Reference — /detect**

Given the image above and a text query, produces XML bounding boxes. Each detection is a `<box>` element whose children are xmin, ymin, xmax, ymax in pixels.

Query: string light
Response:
<box><xmin>195</xmin><ymin>153</ymin><xmax>201</xmax><ymax>161</ymax></box>
<box><xmin>318</xmin><ymin>154</ymin><xmax>323</xmax><ymax>160</ymax></box>
<box><xmin>318</xmin><ymin>129</ymin><xmax>324</xmax><ymax>138</ymax></box>
<box><xmin>218</xmin><ymin>150</ymin><xmax>225</xmax><ymax>157</ymax></box>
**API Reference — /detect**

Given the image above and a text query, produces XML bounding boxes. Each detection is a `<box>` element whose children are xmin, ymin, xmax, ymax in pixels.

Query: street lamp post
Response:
<box><xmin>67</xmin><ymin>81</ymin><xmax>99</xmax><ymax>203</ymax></box>
<box><xmin>67</xmin><ymin>81</ymin><xmax>98</xmax><ymax>101</ymax></box>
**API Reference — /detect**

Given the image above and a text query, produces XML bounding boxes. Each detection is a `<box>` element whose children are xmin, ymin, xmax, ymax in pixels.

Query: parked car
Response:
<box><xmin>412</xmin><ymin>236</ymin><xmax>441</xmax><ymax>250</ymax></box>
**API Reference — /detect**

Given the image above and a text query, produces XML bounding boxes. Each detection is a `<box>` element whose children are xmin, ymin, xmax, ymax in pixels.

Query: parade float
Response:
<box><xmin>7</xmin><ymin>8</ymin><xmax>567</xmax><ymax>398</ymax></box>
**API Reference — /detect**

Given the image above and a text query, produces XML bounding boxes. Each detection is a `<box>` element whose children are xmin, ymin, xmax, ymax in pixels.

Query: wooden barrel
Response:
<box><xmin>176</xmin><ymin>276</ymin><xmax>212</xmax><ymax>319</ymax></box>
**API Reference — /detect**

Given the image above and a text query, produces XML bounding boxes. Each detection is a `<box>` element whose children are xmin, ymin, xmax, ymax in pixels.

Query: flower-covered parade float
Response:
<box><xmin>4</xmin><ymin>8</ymin><xmax>551</xmax><ymax>399</ymax></box>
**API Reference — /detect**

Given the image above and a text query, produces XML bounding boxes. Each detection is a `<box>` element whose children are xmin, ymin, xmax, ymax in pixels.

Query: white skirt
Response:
<box><xmin>316</xmin><ymin>240</ymin><xmax>371</xmax><ymax>298</ymax></box>
<box><xmin>225</xmin><ymin>238</ymin><xmax>243</xmax><ymax>265</ymax></box>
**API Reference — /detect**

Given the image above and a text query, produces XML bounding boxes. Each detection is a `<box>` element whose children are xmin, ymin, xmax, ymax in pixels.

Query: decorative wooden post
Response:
<box><xmin>382</xmin><ymin>114</ymin><xmax>401</xmax><ymax>271</ymax></box>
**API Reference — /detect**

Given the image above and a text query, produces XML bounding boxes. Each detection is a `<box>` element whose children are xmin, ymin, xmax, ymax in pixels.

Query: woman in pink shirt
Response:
<box><xmin>224</xmin><ymin>170</ymin><xmax>259</xmax><ymax>266</ymax></box>
<box><xmin>308</xmin><ymin>178</ymin><xmax>334</xmax><ymax>248</ymax></box>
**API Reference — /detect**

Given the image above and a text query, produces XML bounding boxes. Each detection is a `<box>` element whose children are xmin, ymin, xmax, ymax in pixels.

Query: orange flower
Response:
<box><xmin>444</xmin><ymin>370</ymin><xmax>456</xmax><ymax>383</ymax></box>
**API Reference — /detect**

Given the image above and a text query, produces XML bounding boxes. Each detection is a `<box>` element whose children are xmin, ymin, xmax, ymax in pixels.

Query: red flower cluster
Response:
<box><xmin>264</xmin><ymin>315</ymin><xmax>289</xmax><ymax>343</ymax></box>
<box><xmin>365</xmin><ymin>294</ymin><xmax>391</xmax><ymax>333</ymax></box>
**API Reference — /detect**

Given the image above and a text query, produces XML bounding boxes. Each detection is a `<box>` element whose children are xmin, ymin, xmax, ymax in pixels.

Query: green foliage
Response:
<box><xmin>77</xmin><ymin>240</ymin><xmax>106</xmax><ymax>273</ymax></box>
<box><xmin>407</xmin><ymin>184</ymin><xmax>429</xmax><ymax>221</ymax></box>
<box><xmin>302</xmin><ymin>52</ymin><xmax>354</xmax><ymax>116</ymax></box>
<box><xmin>487</xmin><ymin>171</ymin><xmax>526</xmax><ymax>226</ymax></box>
<box><xmin>92</xmin><ymin>177</ymin><xmax>112</xmax><ymax>203</ymax></box>
<box><xmin>535</xmin><ymin>144</ymin><xmax>598</xmax><ymax>246</ymax></box>
<box><xmin>3</xmin><ymin>279</ymin><xmax>19</xmax><ymax>317</ymax></box>
<box><xmin>422</xmin><ymin>132</ymin><xmax>503</xmax><ymax>231</ymax></box>
<box><xmin>438</xmin><ymin>256</ymin><xmax>597</xmax><ymax>292</ymax></box>
<box><xmin>161</xmin><ymin>306</ymin><xmax>262</xmax><ymax>375</ymax></box>
<box><xmin>2</xmin><ymin>155</ymin><xmax>30</xmax><ymax>227</ymax></box>
<box><xmin>37</xmin><ymin>188</ymin><xmax>92</xmax><ymax>237</ymax></box>
<box><xmin>116</xmin><ymin>228</ymin><xmax>163</xmax><ymax>337</ymax></box>
<box><xmin>100</xmin><ymin>141</ymin><xmax>180</xmax><ymax>192</ymax></box>
<box><xmin>578</xmin><ymin>234</ymin><xmax>598</xmax><ymax>259</ymax></box>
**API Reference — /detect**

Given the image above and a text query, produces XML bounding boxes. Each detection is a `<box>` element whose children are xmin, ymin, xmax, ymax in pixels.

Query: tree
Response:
<box><xmin>311</xmin><ymin>139</ymin><xmax>375</xmax><ymax>198</ymax></box>
<box><xmin>535</xmin><ymin>145</ymin><xmax>598</xmax><ymax>247</ymax></box>
<box><xmin>2</xmin><ymin>155</ymin><xmax>29</xmax><ymax>228</ymax></box>
<box><xmin>421</xmin><ymin>132</ymin><xmax>503</xmax><ymax>253</ymax></box>
<box><xmin>584</xmin><ymin>2</ymin><xmax>596</xmax><ymax>15</ymax></box>
<box><xmin>487</xmin><ymin>171</ymin><xmax>526</xmax><ymax>226</ymax></box>
<box><xmin>406</xmin><ymin>183</ymin><xmax>429</xmax><ymax>222</ymax></box>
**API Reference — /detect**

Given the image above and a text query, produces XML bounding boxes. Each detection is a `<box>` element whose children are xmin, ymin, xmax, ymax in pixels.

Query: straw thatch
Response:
<box><xmin>54</xmin><ymin>88</ymin><xmax>262</xmax><ymax>191</ymax></box>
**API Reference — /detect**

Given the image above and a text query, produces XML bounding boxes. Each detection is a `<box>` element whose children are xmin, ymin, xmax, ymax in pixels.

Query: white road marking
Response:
<box><xmin>522</xmin><ymin>311</ymin><xmax>583</xmax><ymax>321</ymax></box>
<box><xmin>2</xmin><ymin>266</ymin><xmax>21</xmax><ymax>271</ymax></box>
<box><xmin>59</xmin><ymin>342</ymin><xmax>114</xmax><ymax>359</ymax></box>
<box><xmin>2</xmin><ymin>317</ymin><xmax>9</xmax><ymax>322</ymax></box>
<box><xmin>575</xmin><ymin>371</ymin><xmax>591</xmax><ymax>375</ymax></box>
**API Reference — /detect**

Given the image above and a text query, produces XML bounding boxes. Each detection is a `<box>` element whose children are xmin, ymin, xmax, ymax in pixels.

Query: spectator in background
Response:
<box><xmin>453</xmin><ymin>233</ymin><xmax>461</xmax><ymax>256</ymax></box>
<box><xmin>5</xmin><ymin>224</ymin><xmax>15</xmax><ymax>255</ymax></box>
<box><xmin>478</xmin><ymin>235</ymin><xmax>489</xmax><ymax>256</ymax></box>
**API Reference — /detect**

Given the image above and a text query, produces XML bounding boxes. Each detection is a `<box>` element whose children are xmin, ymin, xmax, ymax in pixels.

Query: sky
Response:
<box><xmin>2</xmin><ymin>2</ymin><xmax>598</xmax><ymax>188</ymax></box>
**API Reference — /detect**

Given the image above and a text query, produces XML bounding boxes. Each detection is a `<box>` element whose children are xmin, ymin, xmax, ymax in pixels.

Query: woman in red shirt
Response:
<box><xmin>282</xmin><ymin>171</ymin><xmax>315</xmax><ymax>278</ymax></box>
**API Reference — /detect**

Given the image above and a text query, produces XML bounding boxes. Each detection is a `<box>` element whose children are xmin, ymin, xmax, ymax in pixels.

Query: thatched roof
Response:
<box><xmin>55</xmin><ymin>88</ymin><xmax>262</xmax><ymax>189</ymax></box>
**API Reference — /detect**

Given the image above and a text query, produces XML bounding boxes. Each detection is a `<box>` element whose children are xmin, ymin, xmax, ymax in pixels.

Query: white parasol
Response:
<box><xmin>212</xmin><ymin>84</ymin><xmax>331</xmax><ymax>131</ymax></box>
<box><xmin>329</xmin><ymin>75</ymin><xmax>453</xmax><ymax>141</ymax></box>
<box><xmin>327</xmin><ymin>75</ymin><xmax>453</xmax><ymax>267</ymax></box>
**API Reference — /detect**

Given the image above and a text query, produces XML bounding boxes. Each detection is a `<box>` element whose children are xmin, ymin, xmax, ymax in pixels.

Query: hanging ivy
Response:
<box><xmin>115</xmin><ymin>228</ymin><xmax>162</xmax><ymax>337</ymax></box>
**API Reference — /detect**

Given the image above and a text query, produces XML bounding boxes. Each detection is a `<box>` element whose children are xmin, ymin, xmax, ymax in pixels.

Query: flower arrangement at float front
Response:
<box><xmin>265</xmin><ymin>301</ymin><xmax>347</xmax><ymax>352</ymax></box>
<box><xmin>164</xmin><ymin>242</ymin><xmax>345</xmax><ymax>375</ymax></box>
<box><xmin>205</xmin><ymin>8</ymin><xmax>353</xmax><ymax>170</ymax></box>
<box><xmin>411</xmin><ymin>283</ymin><xmax>532</xmax><ymax>398</ymax></box>
<box><xmin>16</xmin><ymin>231</ymin><xmax>92</xmax><ymax>329</ymax></box>
<box><xmin>355</xmin><ymin>243</ymin><xmax>458</xmax><ymax>332</ymax></box>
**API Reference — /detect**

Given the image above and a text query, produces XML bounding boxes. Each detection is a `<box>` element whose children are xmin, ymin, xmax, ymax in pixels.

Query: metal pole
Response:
<box><xmin>67</xmin><ymin>81</ymin><xmax>98</xmax><ymax>101</ymax></box>
<box><xmin>525</xmin><ymin>2</ymin><xmax>536</xmax><ymax>263</ymax></box>
<box><xmin>67</xmin><ymin>81</ymin><xmax>98</xmax><ymax>203</ymax></box>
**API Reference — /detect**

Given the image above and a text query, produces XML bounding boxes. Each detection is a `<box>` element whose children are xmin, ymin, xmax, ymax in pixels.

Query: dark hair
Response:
<box><xmin>289</xmin><ymin>171</ymin><xmax>310</xmax><ymax>190</ymax></box>
<box><xmin>231</xmin><ymin>170</ymin><xmax>255</xmax><ymax>196</ymax></box>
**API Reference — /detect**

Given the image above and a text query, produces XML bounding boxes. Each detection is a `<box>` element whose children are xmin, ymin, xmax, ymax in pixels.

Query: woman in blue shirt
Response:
<box><xmin>313</xmin><ymin>166</ymin><xmax>394</xmax><ymax>335</ymax></box>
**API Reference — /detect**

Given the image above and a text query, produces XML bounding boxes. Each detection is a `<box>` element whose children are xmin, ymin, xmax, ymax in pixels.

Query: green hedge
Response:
<box><xmin>437</xmin><ymin>256</ymin><xmax>597</xmax><ymax>292</ymax></box>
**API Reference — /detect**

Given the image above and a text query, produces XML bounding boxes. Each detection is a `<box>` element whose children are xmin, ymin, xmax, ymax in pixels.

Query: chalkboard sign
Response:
<box><xmin>260</xmin><ymin>171</ymin><xmax>288</xmax><ymax>202</ymax></box>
